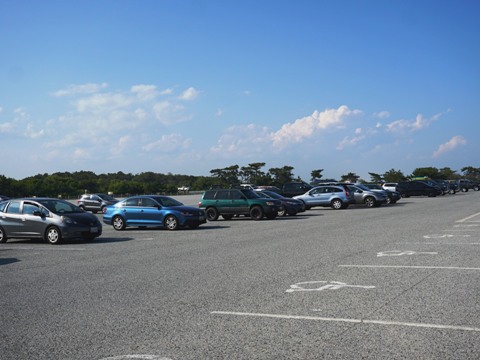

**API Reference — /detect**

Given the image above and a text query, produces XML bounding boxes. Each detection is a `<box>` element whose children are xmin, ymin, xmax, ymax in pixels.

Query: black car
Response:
<box><xmin>282</xmin><ymin>182</ymin><xmax>313</xmax><ymax>198</ymax></box>
<box><xmin>255</xmin><ymin>189</ymin><xmax>305</xmax><ymax>216</ymax></box>
<box><xmin>396</xmin><ymin>181</ymin><xmax>442</xmax><ymax>197</ymax></box>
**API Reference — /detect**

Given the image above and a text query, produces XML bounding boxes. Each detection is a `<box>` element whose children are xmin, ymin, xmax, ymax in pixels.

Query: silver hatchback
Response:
<box><xmin>293</xmin><ymin>185</ymin><xmax>355</xmax><ymax>210</ymax></box>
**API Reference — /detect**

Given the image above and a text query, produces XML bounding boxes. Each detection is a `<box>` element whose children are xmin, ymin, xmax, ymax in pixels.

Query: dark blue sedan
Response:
<box><xmin>103</xmin><ymin>195</ymin><xmax>206</xmax><ymax>231</ymax></box>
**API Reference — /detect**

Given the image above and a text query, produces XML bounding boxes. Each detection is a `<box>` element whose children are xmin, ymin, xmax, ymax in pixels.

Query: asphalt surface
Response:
<box><xmin>1</xmin><ymin>192</ymin><xmax>480</xmax><ymax>359</ymax></box>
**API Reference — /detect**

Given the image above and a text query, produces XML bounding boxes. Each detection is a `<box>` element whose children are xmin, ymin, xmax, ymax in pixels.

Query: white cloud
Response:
<box><xmin>211</xmin><ymin>124</ymin><xmax>271</xmax><ymax>157</ymax></box>
<box><xmin>53</xmin><ymin>83</ymin><xmax>108</xmax><ymax>97</ymax></box>
<box><xmin>374</xmin><ymin>111</ymin><xmax>390</xmax><ymax>119</ymax></box>
<box><xmin>386</xmin><ymin>112</ymin><xmax>442</xmax><ymax>133</ymax></box>
<box><xmin>142</xmin><ymin>133</ymin><xmax>191</xmax><ymax>152</ymax></box>
<box><xmin>178</xmin><ymin>87</ymin><xmax>199</xmax><ymax>101</ymax></box>
<box><xmin>130</xmin><ymin>84</ymin><xmax>158</xmax><ymax>101</ymax></box>
<box><xmin>271</xmin><ymin>105</ymin><xmax>362</xmax><ymax>148</ymax></box>
<box><xmin>432</xmin><ymin>136</ymin><xmax>466</xmax><ymax>157</ymax></box>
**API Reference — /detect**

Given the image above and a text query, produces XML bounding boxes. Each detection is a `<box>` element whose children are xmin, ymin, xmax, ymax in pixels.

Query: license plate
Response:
<box><xmin>90</xmin><ymin>227</ymin><xmax>98</xmax><ymax>233</ymax></box>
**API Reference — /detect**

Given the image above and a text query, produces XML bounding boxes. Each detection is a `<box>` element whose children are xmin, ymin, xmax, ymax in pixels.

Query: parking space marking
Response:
<box><xmin>211</xmin><ymin>311</ymin><xmax>480</xmax><ymax>332</ymax></box>
<box><xmin>399</xmin><ymin>242</ymin><xmax>480</xmax><ymax>245</ymax></box>
<box><xmin>339</xmin><ymin>265</ymin><xmax>480</xmax><ymax>271</ymax></box>
<box><xmin>423</xmin><ymin>234</ymin><xmax>471</xmax><ymax>239</ymax></box>
<box><xmin>456</xmin><ymin>212</ymin><xmax>480</xmax><ymax>223</ymax></box>
<box><xmin>377</xmin><ymin>251</ymin><xmax>437</xmax><ymax>257</ymax></box>
<box><xmin>286</xmin><ymin>281</ymin><xmax>375</xmax><ymax>293</ymax></box>
<box><xmin>0</xmin><ymin>246</ymin><xmax>86</xmax><ymax>251</ymax></box>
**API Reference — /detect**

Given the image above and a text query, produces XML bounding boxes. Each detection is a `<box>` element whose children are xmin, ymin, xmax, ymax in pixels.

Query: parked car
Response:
<box><xmin>396</xmin><ymin>181</ymin><xmax>442</xmax><ymax>197</ymax></box>
<box><xmin>456</xmin><ymin>179</ymin><xmax>480</xmax><ymax>192</ymax></box>
<box><xmin>255</xmin><ymin>189</ymin><xmax>305</xmax><ymax>216</ymax></box>
<box><xmin>293</xmin><ymin>184</ymin><xmax>355</xmax><ymax>210</ymax></box>
<box><xmin>0</xmin><ymin>198</ymin><xmax>102</xmax><ymax>244</ymax></box>
<box><xmin>347</xmin><ymin>184</ymin><xmax>388</xmax><ymax>207</ymax></box>
<box><xmin>199</xmin><ymin>188</ymin><xmax>283</xmax><ymax>221</ymax></box>
<box><xmin>103</xmin><ymin>195</ymin><xmax>206</xmax><ymax>230</ymax></box>
<box><xmin>0</xmin><ymin>195</ymin><xmax>9</xmax><ymax>201</ymax></box>
<box><xmin>77</xmin><ymin>193</ymin><xmax>118</xmax><ymax>213</ymax></box>
<box><xmin>282</xmin><ymin>181</ymin><xmax>313</xmax><ymax>198</ymax></box>
<box><xmin>432</xmin><ymin>179</ymin><xmax>455</xmax><ymax>194</ymax></box>
<box><xmin>363</xmin><ymin>183</ymin><xmax>401</xmax><ymax>204</ymax></box>
<box><xmin>382</xmin><ymin>183</ymin><xmax>398</xmax><ymax>192</ymax></box>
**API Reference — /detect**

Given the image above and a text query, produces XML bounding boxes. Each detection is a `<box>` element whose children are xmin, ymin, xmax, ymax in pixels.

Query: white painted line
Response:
<box><xmin>1</xmin><ymin>246</ymin><xmax>86</xmax><ymax>251</ymax></box>
<box><xmin>377</xmin><ymin>251</ymin><xmax>437</xmax><ymax>257</ymax></box>
<box><xmin>286</xmin><ymin>281</ymin><xmax>375</xmax><ymax>292</ymax></box>
<box><xmin>456</xmin><ymin>212</ymin><xmax>480</xmax><ymax>223</ymax></box>
<box><xmin>211</xmin><ymin>311</ymin><xmax>480</xmax><ymax>332</ymax></box>
<box><xmin>399</xmin><ymin>242</ymin><xmax>480</xmax><ymax>245</ymax></box>
<box><xmin>339</xmin><ymin>265</ymin><xmax>480</xmax><ymax>270</ymax></box>
<box><xmin>423</xmin><ymin>234</ymin><xmax>470</xmax><ymax>239</ymax></box>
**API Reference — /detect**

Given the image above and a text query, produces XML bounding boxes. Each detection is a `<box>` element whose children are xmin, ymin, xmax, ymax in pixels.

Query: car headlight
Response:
<box><xmin>61</xmin><ymin>216</ymin><xmax>77</xmax><ymax>224</ymax></box>
<box><xmin>265</xmin><ymin>201</ymin><xmax>275</xmax><ymax>206</ymax></box>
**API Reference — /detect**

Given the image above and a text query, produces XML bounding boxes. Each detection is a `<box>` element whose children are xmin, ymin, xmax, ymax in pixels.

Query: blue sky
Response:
<box><xmin>1</xmin><ymin>0</ymin><xmax>479</xmax><ymax>181</ymax></box>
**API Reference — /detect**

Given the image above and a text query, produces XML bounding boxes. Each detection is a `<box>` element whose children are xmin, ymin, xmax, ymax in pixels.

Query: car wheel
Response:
<box><xmin>79</xmin><ymin>205</ymin><xmax>86</xmax><ymax>211</ymax></box>
<box><xmin>45</xmin><ymin>226</ymin><xmax>62</xmax><ymax>245</ymax></box>
<box><xmin>164</xmin><ymin>215</ymin><xmax>179</xmax><ymax>230</ymax></box>
<box><xmin>206</xmin><ymin>207</ymin><xmax>219</xmax><ymax>221</ymax></box>
<box><xmin>386</xmin><ymin>196</ymin><xmax>392</xmax><ymax>205</ymax></box>
<box><xmin>331</xmin><ymin>199</ymin><xmax>344</xmax><ymax>210</ymax></box>
<box><xmin>474</xmin><ymin>185</ymin><xmax>479</xmax><ymax>191</ymax></box>
<box><xmin>0</xmin><ymin>226</ymin><xmax>7</xmax><ymax>243</ymax></box>
<box><xmin>461</xmin><ymin>187</ymin><xmax>468</xmax><ymax>192</ymax></box>
<box><xmin>364</xmin><ymin>196</ymin><xmax>375</xmax><ymax>208</ymax></box>
<box><xmin>278</xmin><ymin>209</ymin><xmax>287</xmax><ymax>217</ymax></box>
<box><xmin>250</xmin><ymin>206</ymin><xmax>264</xmax><ymax>220</ymax></box>
<box><xmin>222</xmin><ymin>214</ymin><xmax>234</xmax><ymax>220</ymax></box>
<box><xmin>112</xmin><ymin>215</ymin><xmax>126</xmax><ymax>230</ymax></box>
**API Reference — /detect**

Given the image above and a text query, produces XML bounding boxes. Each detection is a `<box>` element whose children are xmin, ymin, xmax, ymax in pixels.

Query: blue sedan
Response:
<box><xmin>103</xmin><ymin>195</ymin><xmax>206</xmax><ymax>231</ymax></box>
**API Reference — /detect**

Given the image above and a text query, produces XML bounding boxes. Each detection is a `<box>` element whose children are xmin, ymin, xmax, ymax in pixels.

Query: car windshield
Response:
<box><xmin>367</xmin><ymin>184</ymin><xmax>382</xmax><ymax>190</ymax></box>
<box><xmin>154</xmin><ymin>196</ymin><xmax>183</xmax><ymax>207</ymax></box>
<box><xmin>37</xmin><ymin>199</ymin><xmax>82</xmax><ymax>214</ymax></box>
<box><xmin>261</xmin><ymin>191</ymin><xmax>282</xmax><ymax>199</ymax></box>
<box><xmin>354</xmin><ymin>184</ymin><xmax>371</xmax><ymax>191</ymax></box>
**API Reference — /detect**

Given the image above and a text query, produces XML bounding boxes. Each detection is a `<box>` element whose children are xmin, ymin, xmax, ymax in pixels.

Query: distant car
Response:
<box><xmin>382</xmin><ymin>183</ymin><xmax>398</xmax><ymax>192</ymax></box>
<box><xmin>396</xmin><ymin>181</ymin><xmax>442</xmax><ymax>197</ymax></box>
<box><xmin>363</xmin><ymin>184</ymin><xmax>401</xmax><ymax>204</ymax></box>
<box><xmin>347</xmin><ymin>184</ymin><xmax>388</xmax><ymax>207</ymax></box>
<box><xmin>456</xmin><ymin>179</ymin><xmax>480</xmax><ymax>192</ymax></box>
<box><xmin>282</xmin><ymin>182</ymin><xmax>313</xmax><ymax>198</ymax></box>
<box><xmin>0</xmin><ymin>198</ymin><xmax>102</xmax><ymax>244</ymax></box>
<box><xmin>293</xmin><ymin>185</ymin><xmax>355</xmax><ymax>210</ymax></box>
<box><xmin>103</xmin><ymin>195</ymin><xmax>206</xmax><ymax>231</ymax></box>
<box><xmin>255</xmin><ymin>189</ymin><xmax>305</xmax><ymax>216</ymax></box>
<box><xmin>199</xmin><ymin>188</ymin><xmax>283</xmax><ymax>221</ymax></box>
<box><xmin>77</xmin><ymin>193</ymin><xmax>118</xmax><ymax>213</ymax></box>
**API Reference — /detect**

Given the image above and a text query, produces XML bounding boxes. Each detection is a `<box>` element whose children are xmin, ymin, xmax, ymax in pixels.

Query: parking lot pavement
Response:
<box><xmin>1</xmin><ymin>193</ymin><xmax>479</xmax><ymax>359</ymax></box>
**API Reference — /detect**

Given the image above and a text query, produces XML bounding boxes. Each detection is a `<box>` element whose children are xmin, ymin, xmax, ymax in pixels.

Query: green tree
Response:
<box><xmin>340</xmin><ymin>172</ymin><xmax>360</xmax><ymax>183</ymax></box>
<box><xmin>368</xmin><ymin>172</ymin><xmax>383</xmax><ymax>183</ymax></box>
<box><xmin>461</xmin><ymin>166</ymin><xmax>480</xmax><ymax>180</ymax></box>
<box><xmin>411</xmin><ymin>167</ymin><xmax>440</xmax><ymax>179</ymax></box>
<box><xmin>383</xmin><ymin>169</ymin><xmax>407</xmax><ymax>182</ymax></box>
<box><xmin>268</xmin><ymin>166</ymin><xmax>294</xmax><ymax>186</ymax></box>
<box><xmin>438</xmin><ymin>167</ymin><xmax>458</xmax><ymax>180</ymax></box>
<box><xmin>310</xmin><ymin>169</ymin><xmax>324</xmax><ymax>182</ymax></box>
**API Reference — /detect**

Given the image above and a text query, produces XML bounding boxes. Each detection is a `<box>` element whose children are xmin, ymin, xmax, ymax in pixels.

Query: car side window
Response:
<box><xmin>6</xmin><ymin>201</ymin><xmax>21</xmax><ymax>214</ymax></box>
<box><xmin>141</xmin><ymin>198</ymin><xmax>158</xmax><ymax>207</ymax></box>
<box><xmin>125</xmin><ymin>198</ymin><xmax>139</xmax><ymax>207</ymax></box>
<box><xmin>215</xmin><ymin>190</ymin><xmax>229</xmax><ymax>199</ymax></box>
<box><xmin>229</xmin><ymin>191</ymin><xmax>243</xmax><ymax>200</ymax></box>
<box><xmin>23</xmin><ymin>203</ymin><xmax>40</xmax><ymax>215</ymax></box>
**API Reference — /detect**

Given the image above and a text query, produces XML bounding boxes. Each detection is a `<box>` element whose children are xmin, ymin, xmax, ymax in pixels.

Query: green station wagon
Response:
<box><xmin>199</xmin><ymin>188</ymin><xmax>283</xmax><ymax>221</ymax></box>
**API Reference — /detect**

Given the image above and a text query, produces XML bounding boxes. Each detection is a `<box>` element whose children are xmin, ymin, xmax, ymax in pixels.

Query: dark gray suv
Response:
<box><xmin>77</xmin><ymin>193</ymin><xmax>118</xmax><ymax>213</ymax></box>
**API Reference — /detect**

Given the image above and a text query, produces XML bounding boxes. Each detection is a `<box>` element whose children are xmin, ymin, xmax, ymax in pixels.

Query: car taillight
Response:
<box><xmin>345</xmin><ymin>189</ymin><xmax>350</xmax><ymax>197</ymax></box>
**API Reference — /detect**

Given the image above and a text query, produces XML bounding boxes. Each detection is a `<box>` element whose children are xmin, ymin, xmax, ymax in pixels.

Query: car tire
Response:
<box><xmin>206</xmin><ymin>207</ymin><xmax>219</xmax><ymax>221</ymax></box>
<box><xmin>364</xmin><ymin>196</ymin><xmax>375</xmax><ymax>208</ymax></box>
<box><xmin>278</xmin><ymin>209</ymin><xmax>287</xmax><ymax>217</ymax></box>
<box><xmin>0</xmin><ymin>226</ymin><xmax>7</xmax><ymax>243</ymax></box>
<box><xmin>45</xmin><ymin>226</ymin><xmax>62</xmax><ymax>245</ymax></box>
<box><xmin>461</xmin><ymin>188</ymin><xmax>468</xmax><ymax>192</ymax></box>
<box><xmin>79</xmin><ymin>205</ymin><xmax>86</xmax><ymax>211</ymax></box>
<box><xmin>474</xmin><ymin>185</ymin><xmax>479</xmax><ymax>191</ymax></box>
<box><xmin>250</xmin><ymin>206</ymin><xmax>264</xmax><ymax>220</ymax></box>
<box><xmin>386</xmin><ymin>197</ymin><xmax>392</xmax><ymax>205</ymax></box>
<box><xmin>164</xmin><ymin>215</ymin><xmax>179</xmax><ymax>230</ymax></box>
<box><xmin>331</xmin><ymin>199</ymin><xmax>344</xmax><ymax>210</ymax></box>
<box><xmin>112</xmin><ymin>215</ymin><xmax>126</xmax><ymax>230</ymax></box>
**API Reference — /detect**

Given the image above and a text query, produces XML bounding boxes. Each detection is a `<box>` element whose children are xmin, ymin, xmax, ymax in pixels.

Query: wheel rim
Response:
<box><xmin>0</xmin><ymin>228</ymin><xmax>6</xmax><ymax>243</ymax></box>
<box><xmin>365</xmin><ymin>198</ymin><xmax>374</xmax><ymax>207</ymax></box>
<box><xmin>165</xmin><ymin>216</ymin><xmax>178</xmax><ymax>230</ymax></box>
<box><xmin>250</xmin><ymin>207</ymin><xmax>263</xmax><ymax>220</ymax></box>
<box><xmin>47</xmin><ymin>228</ymin><xmax>60</xmax><ymax>244</ymax></box>
<box><xmin>332</xmin><ymin>200</ymin><xmax>342</xmax><ymax>209</ymax></box>
<box><xmin>113</xmin><ymin>217</ymin><xmax>124</xmax><ymax>230</ymax></box>
<box><xmin>278</xmin><ymin>209</ymin><xmax>286</xmax><ymax>216</ymax></box>
<box><xmin>206</xmin><ymin>208</ymin><xmax>218</xmax><ymax>221</ymax></box>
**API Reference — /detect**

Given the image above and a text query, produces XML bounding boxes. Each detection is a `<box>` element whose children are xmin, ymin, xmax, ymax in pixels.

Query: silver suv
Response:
<box><xmin>77</xmin><ymin>193</ymin><xmax>118</xmax><ymax>213</ymax></box>
<box><xmin>293</xmin><ymin>184</ymin><xmax>355</xmax><ymax>210</ymax></box>
<box><xmin>347</xmin><ymin>184</ymin><xmax>388</xmax><ymax>207</ymax></box>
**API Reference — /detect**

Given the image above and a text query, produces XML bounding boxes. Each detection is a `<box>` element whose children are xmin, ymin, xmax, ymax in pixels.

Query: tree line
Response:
<box><xmin>1</xmin><ymin>164</ymin><xmax>478</xmax><ymax>198</ymax></box>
